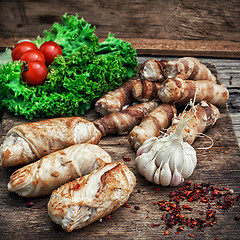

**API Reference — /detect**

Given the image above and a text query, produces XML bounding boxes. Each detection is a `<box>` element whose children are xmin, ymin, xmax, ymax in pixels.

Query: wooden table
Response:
<box><xmin>0</xmin><ymin>40</ymin><xmax>240</xmax><ymax>239</ymax></box>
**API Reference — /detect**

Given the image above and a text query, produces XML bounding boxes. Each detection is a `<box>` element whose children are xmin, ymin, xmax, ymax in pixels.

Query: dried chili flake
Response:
<box><xmin>104</xmin><ymin>215</ymin><xmax>111</xmax><ymax>220</ymax></box>
<box><xmin>177</xmin><ymin>226</ymin><xmax>184</xmax><ymax>232</ymax></box>
<box><xmin>182</xmin><ymin>204</ymin><xmax>193</xmax><ymax>211</ymax></box>
<box><xmin>152</xmin><ymin>223</ymin><xmax>160</xmax><ymax>228</ymax></box>
<box><xmin>151</xmin><ymin>181</ymin><xmax>238</xmax><ymax>237</ymax></box>
<box><xmin>164</xmin><ymin>230</ymin><xmax>169</xmax><ymax>235</ymax></box>
<box><xmin>124</xmin><ymin>203</ymin><xmax>131</xmax><ymax>208</ymax></box>
<box><xmin>26</xmin><ymin>201</ymin><xmax>34</xmax><ymax>208</ymax></box>
<box><xmin>189</xmin><ymin>233</ymin><xmax>195</xmax><ymax>237</ymax></box>
<box><xmin>212</xmin><ymin>189</ymin><xmax>219</xmax><ymax>196</ymax></box>
<box><xmin>186</xmin><ymin>180</ymin><xmax>192</xmax><ymax>185</ymax></box>
<box><xmin>123</xmin><ymin>157</ymin><xmax>131</xmax><ymax>162</ymax></box>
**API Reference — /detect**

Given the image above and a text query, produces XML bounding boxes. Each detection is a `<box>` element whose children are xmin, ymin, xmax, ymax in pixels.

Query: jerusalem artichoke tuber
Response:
<box><xmin>132</xmin><ymin>79</ymin><xmax>161</xmax><ymax>102</ymax></box>
<box><xmin>93</xmin><ymin>101</ymin><xmax>159</xmax><ymax>136</ymax></box>
<box><xmin>138</xmin><ymin>57</ymin><xmax>216</xmax><ymax>82</ymax></box>
<box><xmin>138</xmin><ymin>59</ymin><xmax>166</xmax><ymax>82</ymax></box>
<box><xmin>158</xmin><ymin>77</ymin><xmax>229</xmax><ymax>106</ymax></box>
<box><xmin>129</xmin><ymin>103</ymin><xmax>177</xmax><ymax>151</ymax></box>
<box><xmin>164</xmin><ymin>57</ymin><xmax>216</xmax><ymax>82</ymax></box>
<box><xmin>95</xmin><ymin>79</ymin><xmax>136</xmax><ymax>116</ymax></box>
<box><xmin>166</xmin><ymin>100</ymin><xmax>220</xmax><ymax>145</ymax></box>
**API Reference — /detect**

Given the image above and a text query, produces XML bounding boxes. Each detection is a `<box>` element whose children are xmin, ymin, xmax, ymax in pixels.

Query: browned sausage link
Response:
<box><xmin>132</xmin><ymin>79</ymin><xmax>162</xmax><ymax>102</ymax></box>
<box><xmin>94</xmin><ymin>101</ymin><xmax>159</xmax><ymax>136</ymax></box>
<box><xmin>95</xmin><ymin>79</ymin><xmax>136</xmax><ymax>116</ymax></box>
<box><xmin>129</xmin><ymin>103</ymin><xmax>177</xmax><ymax>151</ymax></box>
<box><xmin>166</xmin><ymin>101</ymin><xmax>220</xmax><ymax>145</ymax></box>
<box><xmin>158</xmin><ymin>78</ymin><xmax>229</xmax><ymax>106</ymax></box>
<box><xmin>164</xmin><ymin>57</ymin><xmax>216</xmax><ymax>82</ymax></box>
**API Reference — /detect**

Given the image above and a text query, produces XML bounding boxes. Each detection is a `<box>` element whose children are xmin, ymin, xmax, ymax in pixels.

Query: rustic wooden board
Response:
<box><xmin>0</xmin><ymin>63</ymin><xmax>239</xmax><ymax>239</ymax></box>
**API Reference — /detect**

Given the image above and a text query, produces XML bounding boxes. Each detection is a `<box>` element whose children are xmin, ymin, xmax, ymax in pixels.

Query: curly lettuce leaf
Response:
<box><xmin>0</xmin><ymin>14</ymin><xmax>137</xmax><ymax>119</ymax></box>
<box><xmin>34</xmin><ymin>13</ymin><xmax>99</xmax><ymax>57</ymax></box>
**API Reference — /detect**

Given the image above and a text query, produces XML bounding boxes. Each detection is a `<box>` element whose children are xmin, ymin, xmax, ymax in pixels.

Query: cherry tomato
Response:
<box><xmin>39</xmin><ymin>41</ymin><xmax>62</xmax><ymax>66</ymax></box>
<box><xmin>11</xmin><ymin>41</ymin><xmax>38</xmax><ymax>61</ymax></box>
<box><xmin>22</xmin><ymin>61</ymin><xmax>48</xmax><ymax>86</ymax></box>
<box><xmin>20</xmin><ymin>50</ymin><xmax>46</xmax><ymax>64</ymax></box>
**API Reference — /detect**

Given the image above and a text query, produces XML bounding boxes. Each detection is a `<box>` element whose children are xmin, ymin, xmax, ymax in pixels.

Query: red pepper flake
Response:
<box><xmin>186</xmin><ymin>180</ymin><xmax>192</xmax><ymax>185</ymax></box>
<box><xmin>175</xmin><ymin>231</ymin><xmax>179</xmax><ymax>234</ymax></box>
<box><xmin>189</xmin><ymin>233</ymin><xmax>195</xmax><ymax>237</ymax></box>
<box><xmin>212</xmin><ymin>189</ymin><xmax>219</xmax><ymax>196</ymax></box>
<box><xmin>177</xmin><ymin>226</ymin><xmax>184</xmax><ymax>232</ymax></box>
<box><xmin>26</xmin><ymin>201</ymin><xmax>34</xmax><ymax>208</ymax></box>
<box><xmin>182</xmin><ymin>204</ymin><xmax>193</xmax><ymax>211</ymax></box>
<box><xmin>156</xmin><ymin>188</ymin><xmax>161</xmax><ymax>191</ymax></box>
<box><xmin>151</xmin><ymin>223</ymin><xmax>160</xmax><ymax>228</ymax></box>
<box><xmin>151</xmin><ymin>182</ymin><xmax>237</xmax><ymax>237</ymax></box>
<box><xmin>73</xmin><ymin>183</ymin><xmax>80</xmax><ymax>190</ymax></box>
<box><xmin>124</xmin><ymin>203</ymin><xmax>131</xmax><ymax>208</ymax></box>
<box><xmin>123</xmin><ymin>157</ymin><xmax>131</xmax><ymax>162</ymax></box>
<box><xmin>104</xmin><ymin>215</ymin><xmax>111</xmax><ymax>220</ymax></box>
<box><xmin>164</xmin><ymin>230</ymin><xmax>169</xmax><ymax>235</ymax></box>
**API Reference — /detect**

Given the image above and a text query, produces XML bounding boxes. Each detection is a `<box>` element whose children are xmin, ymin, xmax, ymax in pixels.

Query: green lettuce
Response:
<box><xmin>0</xmin><ymin>14</ymin><xmax>137</xmax><ymax>119</ymax></box>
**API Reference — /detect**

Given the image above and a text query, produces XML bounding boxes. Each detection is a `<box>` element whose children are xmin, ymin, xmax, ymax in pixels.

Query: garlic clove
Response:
<box><xmin>160</xmin><ymin>163</ymin><xmax>172</xmax><ymax>186</ymax></box>
<box><xmin>153</xmin><ymin>167</ymin><xmax>161</xmax><ymax>184</ymax></box>
<box><xmin>135</xmin><ymin>152</ymin><xmax>152</xmax><ymax>176</ymax></box>
<box><xmin>136</xmin><ymin>137</ymin><xmax>157</xmax><ymax>157</ymax></box>
<box><xmin>143</xmin><ymin>159</ymin><xmax>157</xmax><ymax>182</ymax></box>
<box><xmin>181</xmin><ymin>143</ymin><xmax>197</xmax><ymax>178</ymax></box>
<box><xmin>170</xmin><ymin>168</ymin><xmax>184</xmax><ymax>186</ymax></box>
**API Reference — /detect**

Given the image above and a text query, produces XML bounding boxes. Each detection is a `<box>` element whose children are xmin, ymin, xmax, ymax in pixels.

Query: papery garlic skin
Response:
<box><xmin>135</xmin><ymin>135</ymin><xmax>197</xmax><ymax>186</ymax></box>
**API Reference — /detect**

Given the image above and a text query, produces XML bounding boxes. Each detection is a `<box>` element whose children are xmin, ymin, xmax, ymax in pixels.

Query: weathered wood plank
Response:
<box><xmin>0</xmin><ymin>62</ymin><xmax>239</xmax><ymax>239</ymax></box>
<box><xmin>0</xmin><ymin>0</ymin><xmax>240</xmax><ymax>42</ymax></box>
<box><xmin>1</xmin><ymin>37</ymin><xmax>240</xmax><ymax>58</ymax></box>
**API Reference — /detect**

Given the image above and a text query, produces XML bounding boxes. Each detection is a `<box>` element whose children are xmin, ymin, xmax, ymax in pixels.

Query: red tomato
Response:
<box><xmin>20</xmin><ymin>50</ymin><xmax>46</xmax><ymax>64</ymax></box>
<box><xmin>39</xmin><ymin>41</ymin><xmax>62</xmax><ymax>66</ymax></box>
<box><xmin>11</xmin><ymin>41</ymin><xmax>38</xmax><ymax>61</ymax></box>
<box><xmin>22</xmin><ymin>61</ymin><xmax>48</xmax><ymax>86</ymax></box>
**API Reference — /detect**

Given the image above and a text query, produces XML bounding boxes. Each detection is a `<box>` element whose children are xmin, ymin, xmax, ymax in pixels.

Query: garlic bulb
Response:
<box><xmin>135</xmin><ymin>110</ymin><xmax>197</xmax><ymax>186</ymax></box>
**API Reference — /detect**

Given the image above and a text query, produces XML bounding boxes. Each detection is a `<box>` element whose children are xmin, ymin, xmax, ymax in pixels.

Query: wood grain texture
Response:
<box><xmin>0</xmin><ymin>0</ymin><xmax>240</xmax><ymax>42</ymax></box>
<box><xmin>0</xmin><ymin>62</ymin><xmax>239</xmax><ymax>239</ymax></box>
<box><xmin>1</xmin><ymin>37</ymin><xmax>240</xmax><ymax>58</ymax></box>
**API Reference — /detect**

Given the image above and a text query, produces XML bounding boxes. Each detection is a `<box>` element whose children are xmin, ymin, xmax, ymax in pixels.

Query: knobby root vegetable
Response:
<box><xmin>166</xmin><ymin>100</ymin><xmax>220</xmax><ymax>145</ymax></box>
<box><xmin>8</xmin><ymin>144</ymin><xmax>111</xmax><ymax>197</ymax></box>
<box><xmin>138</xmin><ymin>59</ymin><xmax>166</xmax><ymax>82</ymax></box>
<box><xmin>93</xmin><ymin>101</ymin><xmax>159</xmax><ymax>136</ymax></box>
<box><xmin>138</xmin><ymin>57</ymin><xmax>216</xmax><ymax>82</ymax></box>
<box><xmin>95</xmin><ymin>79</ymin><xmax>136</xmax><ymax>116</ymax></box>
<box><xmin>129</xmin><ymin>103</ymin><xmax>177</xmax><ymax>151</ymax></box>
<box><xmin>158</xmin><ymin>77</ymin><xmax>229</xmax><ymax>106</ymax></box>
<box><xmin>132</xmin><ymin>79</ymin><xmax>162</xmax><ymax>102</ymax></box>
<box><xmin>164</xmin><ymin>57</ymin><xmax>216</xmax><ymax>82</ymax></box>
